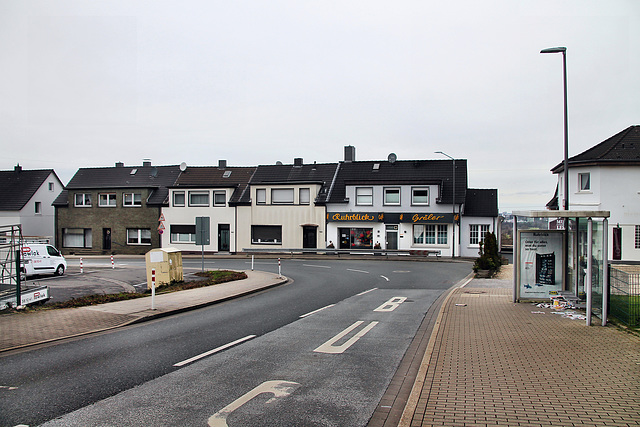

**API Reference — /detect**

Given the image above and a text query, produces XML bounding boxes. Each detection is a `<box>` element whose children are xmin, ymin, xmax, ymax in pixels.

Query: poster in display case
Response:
<box><xmin>518</xmin><ymin>230</ymin><xmax>564</xmax><ymax>299</ymax></box>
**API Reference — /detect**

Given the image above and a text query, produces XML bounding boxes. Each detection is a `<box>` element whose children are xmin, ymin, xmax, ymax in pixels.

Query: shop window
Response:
<box><xmin>213</xmin><ymin>191</ymin><xmax>226</xmax><ymax>207</ymax></box>
<box><xmin>189</xmin><ymin>191</ymin><xmax>209</xmax><ymax>206</ymax></box>
<box><xmin>99</xmin><ymin>193</ymin><xmax>117</xmax><ymax>207</ymax></box>
<box><xmin>256</xmin><ymin>189</ymin><xmax>266</xmax><ymax>205</ymax></box>
<box><xmin>171</xmin><ymin>225</ymin><xmax>196</xmax><ymax>243</ymax></box>
<box><xmin>437</xmin><ymin>224</ymin><xmax>448</xmax><ymax>244</ymax></box>
<box><xmin>412</xmin><ymin>188</ymin><xmax>429</xmax><ymax>205</ymax></box>
<box><xmin>123</xmin><ymin>193</ymin><xmax>142</xmax><ymax>207</ymax></box>
<box><xmin>63</xmin><ymin>228</ymin><xmax>92</xmax><ymax>248</ymax></box>
<box><xmin>470</xmin><ymin>224</ymin><xmax>490</xmax><ymax>246</ymax></box>
<box><xmin>74</xmin><ymin>193</ymin><xmax>92</xmax><ymax>207</ymax></box>
<box><xmin>414</xmin><ymin>224</ymin><xmax>448</xmax><ymax>245</ymax></box>
<box><xmin>579</xmin><ymin>173</ymin><xmax>590</xmax><ymax>191</ymax></box>
<box><xmin>356</xmin><ymin>187</ymin><xmax>373</xmax><ymax>205</ymax></box>
<box><xmin>299</xmin><ymin>188</ymin><xmax>311</xmax><ymax>205</ymax></box>
<box><xmin>173</xmin><ymin>191</ymin><xmax>185</xmax><ymax>207</ymax></box>
<box><xmin>251</xmin><ymin>225</ymin><xmax>282</xmax><ymax>244</ymax></box>
<box><xmin>384</xmin><ymin>188</ymin><xmax>400</xmax><ymax>205</ymax></box>
<box><xmin>127</xmin><ymin>228</ymin><xmax>151</xmax><ymax>245</ymax></box>
<box><xmin>272</xmin><ymin>188</ymin><xmax>294</xmax><ymax>204</ymax></box>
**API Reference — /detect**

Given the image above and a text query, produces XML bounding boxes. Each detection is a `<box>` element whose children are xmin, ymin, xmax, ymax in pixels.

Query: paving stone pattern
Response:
<box><xmin>410</xmin><ymin>287</ymin><xmax>640</xmax><ymax>427</ymax></box>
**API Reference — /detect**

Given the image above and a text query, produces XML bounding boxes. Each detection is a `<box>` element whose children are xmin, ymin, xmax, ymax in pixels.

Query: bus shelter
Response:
<box><xmin>512</xmin><ymin>210</ymin><xmax>610</xmax><ymax>326</ymax></box>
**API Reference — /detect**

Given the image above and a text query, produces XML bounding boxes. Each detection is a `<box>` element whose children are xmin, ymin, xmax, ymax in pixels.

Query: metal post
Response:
<box><xmin>586</xmin><ymin>218</ymin><xmax>593</xmax><ymax>326</ymax></box>
<box><xmin>513</xmin><ymin>215</ymin><xmax>518</xmax><ymax>303</ymax></box>
<box><xmin>278</xmin><ymin>258</ymin><xmax>281</xmax><ymax>278</ymax></box>
<box><xmin>562</xmin><ymin>50</ymin><xmax>569</xmax><ymax>211</ymax></box>
<box><xmin>151</xmin><ymin>268</ymin><xmax>156</xmax><ymax>310</ymax></box>
<box><xmin>602</xmin><ymin>218</ymin><xmax>609</xmax><ymax>326</ymax></box>
<box><xmin>15</xmin><ymin>249</ymin><xmax>21</xmax><ymax>308</ymax></box>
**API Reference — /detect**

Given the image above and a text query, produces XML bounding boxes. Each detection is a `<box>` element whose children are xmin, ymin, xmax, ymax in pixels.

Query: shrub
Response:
<box><xmin>473</xmin><ymin>232</ymin><xmax>502</xmax><ymax>273</ymax></box>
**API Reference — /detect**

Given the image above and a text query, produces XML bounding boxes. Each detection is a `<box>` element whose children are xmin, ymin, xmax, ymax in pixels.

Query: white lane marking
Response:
<box><xmin>300</xmin><ymin>304</ymin><xmax>335</xmax><ymax>318</ymax></box>
<box><xmin>314</xmin><ymin>320</ymin><xmax>379</xmax><ymax>354</ymax></box>
<box><xmin>346</xmin><ymin>268</ymin><xmax>369</xmax><ymax>274</ymax></box>
<box><xmin>380</xmin><ymin>275</ymin><xmax>390</xmax><ymax>281</ymax></box>
<box><xmin>374</xmin><ymin>296</ymin><xmax>407</xmax><ymax>312</ymax></box>
<box><xmin>174</xmin><ymin>335</ymin><xmax>256</xmax><ymax>367</ymax></box>
<box><xmin>356</xmin><ymin>287</ymin><xmax>378</xmax><ymax>296</ymax></box>
<box><xmin>208</xmin><ymin>380</ymin><xmax>300</xmax><ymax>427</ymax></box>
<box><xmin>0</xmin><ymin>385</ymin><xmax>18</xmax><ymax>390</ymax></box>
<box><xmin>302</xmin><ymin>264</ymin><xmax>331</xmax><ymax>268</ymax></box>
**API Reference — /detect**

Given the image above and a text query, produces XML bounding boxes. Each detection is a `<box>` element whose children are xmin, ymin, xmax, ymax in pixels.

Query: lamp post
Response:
<box><xmin>541</xmin><ymin>46</ymin><xmax>569</xmax><ymax>210</ymax></box>
<box><xmin>435</xmin><ymin>151</ymin><xmax>456</xmax><ymax>258</ymax></box>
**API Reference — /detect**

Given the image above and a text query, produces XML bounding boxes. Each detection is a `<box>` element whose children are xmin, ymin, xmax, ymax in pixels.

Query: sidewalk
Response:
<box><xmin>398</xmin><ymin>270</ymin><xmax>640</xmax><ymax>427</ymax></box>
<box><xmin>0</xmin><ymin>270</ymin><xmax>287</xmax><ymax>353</ymax></box>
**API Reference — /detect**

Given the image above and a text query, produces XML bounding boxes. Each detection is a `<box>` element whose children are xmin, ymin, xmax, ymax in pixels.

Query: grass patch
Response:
<box><xmin>25</xmin><ymin>270</ymin><xmax>247</xmax><ymax>311</ymax></box>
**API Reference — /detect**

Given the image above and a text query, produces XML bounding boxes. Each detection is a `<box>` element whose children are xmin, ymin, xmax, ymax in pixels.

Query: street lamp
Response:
<box><xmin>435</xmin><ymin>151</ymin><xmax>456</xmax><ymax>258</ymax></box>
<box><xmin>541</xmin><ymin>46</ymin><xmax>569</xmax><ymax>210</ymax></box>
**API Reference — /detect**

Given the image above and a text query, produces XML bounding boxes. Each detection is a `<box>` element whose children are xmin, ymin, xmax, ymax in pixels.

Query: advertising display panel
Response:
<box><xmin>518</xmin><ymin>230</ymin><xmax>564</xmax><ymax>299</ymax></box>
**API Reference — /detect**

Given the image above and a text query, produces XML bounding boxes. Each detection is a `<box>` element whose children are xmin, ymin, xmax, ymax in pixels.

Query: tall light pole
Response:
<box><xmin>435</xmin><ymin>151</ymin><xmax>456</xmax><ymax>258</ymax></box>
<box><xmin>541</xmin><ymin>46</ymin><xmax>569</xmax><ymax>210</ymax></box>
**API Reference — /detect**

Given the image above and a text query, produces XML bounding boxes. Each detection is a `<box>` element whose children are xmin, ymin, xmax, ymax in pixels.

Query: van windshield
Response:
<box><xmin>47</xmin><ymin>246</ymin><xmax>60</xmax><ymax>257</ymax></box>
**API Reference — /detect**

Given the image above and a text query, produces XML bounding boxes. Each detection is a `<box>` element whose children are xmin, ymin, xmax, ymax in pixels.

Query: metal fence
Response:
<box><xmin>609</xmin><ymin>265</ymin><xmax>640</xmax><ymax>327</ymax></box>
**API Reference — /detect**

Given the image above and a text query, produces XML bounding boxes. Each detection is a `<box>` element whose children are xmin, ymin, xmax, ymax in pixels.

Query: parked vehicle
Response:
<box><xmin>21</xmin><ymin>244</ymin><xmax>67</xmax><ymax>277</ymax></box>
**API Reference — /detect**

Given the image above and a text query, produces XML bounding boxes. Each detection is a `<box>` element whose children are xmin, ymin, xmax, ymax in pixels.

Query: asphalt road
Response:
<box><xmin>0</xmin><ymin>258</ymin><xmax>471</xmax><ymax>426</ymax></box>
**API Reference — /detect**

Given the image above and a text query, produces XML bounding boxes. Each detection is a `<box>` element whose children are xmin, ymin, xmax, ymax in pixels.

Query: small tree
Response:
<box><xmin>473</xmin><ymin>232</ymin><xmax>501</xmax><ymax>274</ymax></box>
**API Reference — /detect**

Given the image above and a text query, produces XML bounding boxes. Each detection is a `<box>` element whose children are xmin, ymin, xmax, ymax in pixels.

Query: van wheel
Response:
<box><xmin>55</xmin><ymin>265</ymin><xmax>65</xmax><ymax>276</ymax></box>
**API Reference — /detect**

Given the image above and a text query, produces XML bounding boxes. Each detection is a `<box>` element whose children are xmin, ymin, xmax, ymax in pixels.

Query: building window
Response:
<box><xmin>271</xmin><ymin>188</ymin><xmax>294</xmax><ymax>204</ymax></box>
<box><xmin>412</xmin><ymin>188</ymin><xmax>429</xmax><ymax>205</ymax></box>
<box><xmin>251</xmin><ymin>225</ymin><xmax>282</xmax><ymax>244</ymax></box>
<box><xmin>299</xmin><ymin>188</ymin><xmax>311</xmax><ymax>205</ymax></box>
<box><xmin>356</xmin><ymin>187</ymin><xmax>373</xmax><ymax>205</ymax></box>
<box><xmin>579</xmin><ymin>173</ymin><xmax>591</xmax><ymax>191</ymax></box>
<box><xmin>173</xmin><ymin>191</ymin><xmax>185</xmax><ymax>207</ymax></box>
<box><xmin>170</xmin><ymin>225</ymin><xmax>196</xmax><ymax>243</ymax></box>
<box><xmin>384</xmin><ymin>188</ymin><xmax>401</xmax><ymax>205</ymax></box>
<box><xmin>123</xmin><ymin>193</ymin><xmax>142</xmax><ymax>207</ymax></box>
<box><xmin>127</xmin><ymin>228</ymin><xmax>151</xmax><ymax>245</ymax></box>
<box><xmin>470</xmin><ymin>224</ymin><xmax>490</xmax><ymax>246</ymax></box>
<box><xmin>74</xmin><ymin>193</ymin><xmax>91</xmax><ymax>207</ymax></box>
<box><xmin>213</xmin><ymin>191</ymin><xmax>226</xmax><ymax>207</ymax></box>
<box><xmin>256</xmin><ymin>189</ymin><xmax>266</xmax><ymax>204</ymax></box>
<box><xmin>189</xmin><ymin>191</ymin><xmax>210</xmax><ymax>206</ymax></box>
<box><xmin>48</xmin><ymin>182</ymin><xmax>54</xmax><ymax>191</ymax></box>
<box><xmin>63</xmin><ymin>228</ymin><xmax>92</xmax><ymax>248</ymax></box>
<box><xmin>99</xmin><ymin>193</ymin><xmax>117</xmax><ymax>207</ymax></box>
<box><xmin>636</xmin><ymin>225</ymin><xmax>640</xmax><ymax>249</ymax></box>
<box><xmin>412</xmin><ymin>224</ymin><xmax>447</xmax><ymax>245</ymax></box>
<box><xmin>34</xmin><ymin>202</ymin><xmax>41</xmax><ymax>214</ymax></box>
<box><xmin>437</xmin><ymin>224</ymin><xmax>448</xmax><ymax>245</ymax></box>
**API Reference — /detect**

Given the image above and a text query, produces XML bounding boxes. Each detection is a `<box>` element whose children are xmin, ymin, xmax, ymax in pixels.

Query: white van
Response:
<box><xmin>21</xmin><ymin>244</ymin><xmax>67</xmax><ymax>277</ymax></box>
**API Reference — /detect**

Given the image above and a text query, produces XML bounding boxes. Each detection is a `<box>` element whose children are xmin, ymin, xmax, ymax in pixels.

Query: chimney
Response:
<box><xmin>14</xmin><ymin>164</ymin><xmax>22</xmax><ymax>172</ymax></box>
<box><xmin>143</xmin><ymin>159</ymin><xmax>152</xmax><ymax>167</ymax></box>
<box><xmin>218</xmin><ymin>160</ymin><xmax>227</xmax><ymax>169</ymax></box>
<box><xmin>344</xmin><ymin>146</ymin><xmax>356</xmax><ymax>162</ymax></box>
<box><xmin>115</xmin><ymin>162</ymin><xmax>124</xmax><ymax>168</ymax></box>
<box><xmin>294</xmin><ymin>158</ymin><xmax>303</xmax><ymax>167</ymax></box>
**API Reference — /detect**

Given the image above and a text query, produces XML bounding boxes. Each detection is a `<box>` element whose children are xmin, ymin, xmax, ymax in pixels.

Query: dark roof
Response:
<box><xmin>239</xmin><ymin>162</ymin><xmax>339</xmax><ymax>205</ymax></box>
<box><xmin>0</xmin><ymin>166</ymin><xmax>58</xmax><ymax>211</ymax></box>
<box><xmin>327</xmin><ymin>159</ymin><xmax>468</xmax><ymax>205</ymax></box>
<box><xmin>464</xmin><ymin>189</ymin><xmax>498</xmax><ymax>217</ymax></box>
<box><xmin>173</xmin><ymin>166</ymin><xmax>256</xmax><ymax>205</ymax></box>
<box><xmin>57</xmin><ymin>164</ymin><xmax>181</xmax><ymax>206</ymax></box>
<box><xmin>551</xmin><ymin>125</ymin><xmax>640</xmax><ymax>173</ymax></box>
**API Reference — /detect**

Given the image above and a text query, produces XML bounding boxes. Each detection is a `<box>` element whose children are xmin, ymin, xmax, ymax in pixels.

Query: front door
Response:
<box><xmin>218</xmin><ymin>224</ymin><xmax>230</xmax><ymax>252</ymax></box>
<box><xmin>386</xmin><ymin>225</ymin><xmax>398</xmax><ymax>250</ymax></box>
<box><xmin>103</xmin><ymin>228</ymin><xmax>111</xmax><ymax>250</ymax></box>
<box><xmin>302</xmin><ymin>226</ymin><xmax>317</xmax><ymax>249</ymax></box>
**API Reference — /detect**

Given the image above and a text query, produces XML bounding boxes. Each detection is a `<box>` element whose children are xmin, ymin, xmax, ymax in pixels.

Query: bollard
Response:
<box><xmin>278</xmin><ymin>257</ymin><xmax>281</xmax><ymax>278</ymax></box>
<box><xmin>111</xmin><ymin>255</ymin><xmax>114</xmax><ymax>269</ymax></box>
<box><xmin>80</xmin><ymin>258</ymin><xmax>83</xmax><ymax>274</ymax></box>
<box><xmin>151</xmin><ymin>268</ymin><xmax>156</xmax><ymax>310</ymax></box>
<box><xmin>251</xmin><ymin>255</ymin><xmax>254</xmax><ymax>271</ymax></box>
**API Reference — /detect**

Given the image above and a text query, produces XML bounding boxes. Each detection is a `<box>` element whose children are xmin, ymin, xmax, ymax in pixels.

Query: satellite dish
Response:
<box><xmin>388</xmin><ymin>153</ymin><xmax>397</xmax><ymax>164</ymax></box>
<box><xmin>179</xmin><ymin>162</ymin><xmax>187</xmax><ymax>172</ymax></box>
<box><xmin>276</xmin><ymin>161</ymin><xmax>283</xmax><ymax>165</ymax></box>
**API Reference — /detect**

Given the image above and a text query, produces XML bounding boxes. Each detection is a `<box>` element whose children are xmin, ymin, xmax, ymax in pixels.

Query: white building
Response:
<box><xmin>548</xmin><ymin>125</ymin><xmax>640</xmax><ymax>261</ymax></box>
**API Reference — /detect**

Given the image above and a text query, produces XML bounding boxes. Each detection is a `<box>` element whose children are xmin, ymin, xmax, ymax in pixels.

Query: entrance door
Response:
<box><xmin>339</xmin><ymin>228</ymin><xmax>351</xmax><ymax>249</ymax></box>
<box><xmin>218</xmin><ymin>224</ymin><xmax>230</xmax><ymax>252</ymax></box>
<box><xmin>386</xmin><ymin>225</ymin><xmax>398</xmax><ymax>250</ymax></box>
<box><xmin>302</xmin><ymin>226</ymin><xmax>317</xmax><ymax>249</ymax></box>
<box><xmin>103</xmin><ymin>228</ymin><xmax>111</xmax><ymax>250</ymax></box>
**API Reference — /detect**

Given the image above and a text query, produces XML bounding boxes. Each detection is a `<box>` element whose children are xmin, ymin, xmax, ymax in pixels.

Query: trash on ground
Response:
<box><xmin>455</xmin><ymin>303</ymin><xmax>467</xmax><ymax>307</ymax></box>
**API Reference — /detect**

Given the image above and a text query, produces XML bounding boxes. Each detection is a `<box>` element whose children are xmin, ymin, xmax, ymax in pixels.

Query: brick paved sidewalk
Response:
<box><xmin>406</xmin><ymin>286</ymin><xmax>640</xmax><ymax>427</ymax></box>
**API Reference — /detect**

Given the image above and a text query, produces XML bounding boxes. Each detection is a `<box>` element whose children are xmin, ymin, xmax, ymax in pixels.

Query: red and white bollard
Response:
<box><xmin>80</xmin><ymin>258</ymin><xmax>83</xmax><ymax>274</ymax></box>
<box><xmin>111</xmin><ymin>255</ymin><xmax>114</xmax><ymax>269</ymax></box>
<box><xmin>151</xmin><ymin>268</ymin><xmax>156</xmax><ymax>310</ymax></box>
<box><xmin>278</xmin><ymin>258</ymin><xmax>282</xmax><ymax>278</ymax></box>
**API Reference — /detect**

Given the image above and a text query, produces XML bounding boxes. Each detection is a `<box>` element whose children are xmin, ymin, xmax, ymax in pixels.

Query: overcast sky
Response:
<box><xmin>1</xmin><ymin>0</ymin><xmax>638</xmax><ymax>212</ymax></box>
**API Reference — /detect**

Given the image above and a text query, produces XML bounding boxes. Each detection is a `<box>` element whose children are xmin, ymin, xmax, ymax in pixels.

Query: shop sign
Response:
<box><xmin>398</xmin><ymin>213</ymin><xmax>455</xmax><ymax>224</ymax></box>
<box><xmin>327</xmin><ymin>212</ymin><xmax>382</xmax><ymax>222</ymax></box>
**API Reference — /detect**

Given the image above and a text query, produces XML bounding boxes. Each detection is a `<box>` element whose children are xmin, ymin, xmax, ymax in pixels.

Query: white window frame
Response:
<box><xmin>189</xmin><ymin>191</ymin><xmax>210</xmax><ymax>207</ymax></box>
<box><xmin>411</xmin><ymin>187</ymin><xmax>429</xmax><ymax>206</ymax></box>
<box><xmin>127</xmin><ymin>228</ymin><xmax>151</xmax><ymax>245</ymax></box>
<box><xmin>34</xmin><ymin>201</ymin><xmax>41</xmax><ymax>215</ymax></box>
<box><xmin>63</xmin><ymin>228</ymin><xmax>92</xmax><ymax>248</ymax></box>
<box><xmin>271</xmin><ymin>188</ymin><xmax>294</xmax><ymax>205</ymax></box>
<box><xmin>99</xmin><ymin>193</ymin><xmax>117</xmax><ymax>207</ymax></box>
<box><xmin>470</xmin><ymin>224</ymin><xmax>490</xmax><ymax>246</ymax></box>
<box><xmin>579</xmin><ymin>173</ymin><xmax>591</xmax><ymax>191</ymax></box>
<box><xmin>299</xmin><ymin>188</ymin><xmax>311</xmax><ymax>205</ymax></box>
<box><xmin>170</xmin><ymin>225</ymin><xmax>196</xmax><ymax>243</ymax></box>
<box><xmin>356</xmin><ymin>187</ymin><xmax>373</xmax><ymax>206</ymax></box>
<box><xmin>48</xmin><ymin>182</ymin><xmax>54</xmax><ymax>191</ymax></box>
<box><xmin>251</xmin><ymin>225</ymin><xmax>282</xmax><ymax>244</ymax></box>
<box><xmin>256</xmin><ymin>189</ymin><xmax>266</xmax><ymax>205</ymax></box>
<box><xmin>123</xmin><ymin>192</ymin><xmax>142</xmax><ymax>207</ymax></box>
<box><xmin>213</xmin><ymin>191</ymin><xmax>226</xmax><ymax>207</ymax></box>
<box><xmin>412</xmin><ymin>224</ymin><xmax>448</xmax><ymax>245</ymax></box>
<box><xmin>173</xmin><ymin>191</ymin><xmax>185</xmax><ymax>207</ymax></box>
<box><xmin>74</xmin><ymin>193</ymin><xmax>92</xmax><ymax>207</ymax></box>
<box><xmin>383</xmin><ymin>187</ymin><xmax>401</xmax><ymax>206</ymax></box>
